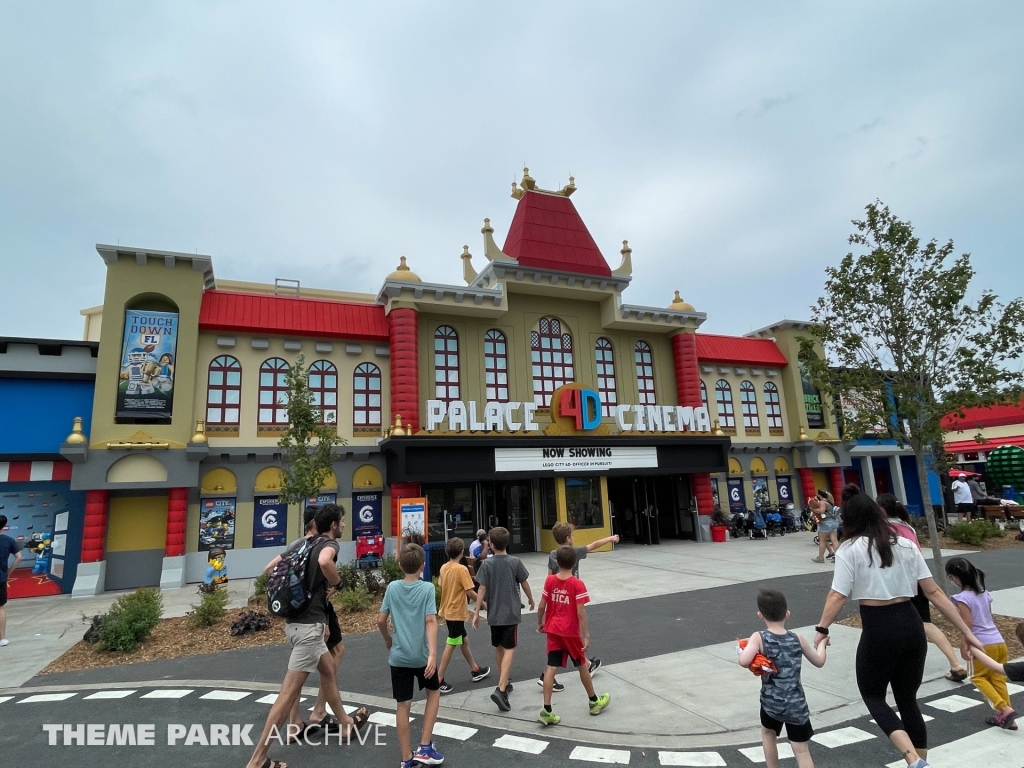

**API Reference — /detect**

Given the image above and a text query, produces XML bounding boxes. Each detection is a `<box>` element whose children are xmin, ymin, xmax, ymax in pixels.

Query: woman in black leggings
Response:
<box><xmin>813</xmin><ymin>487</ymin><xmax>982</xmax><ymax>768</ymax></box>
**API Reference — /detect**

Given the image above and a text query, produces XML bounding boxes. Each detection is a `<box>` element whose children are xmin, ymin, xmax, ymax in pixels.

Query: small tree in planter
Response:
<box><xmin>277</xmin><ymin>354</ymin><xmax>347</xmax><ymax>505</ymax></box>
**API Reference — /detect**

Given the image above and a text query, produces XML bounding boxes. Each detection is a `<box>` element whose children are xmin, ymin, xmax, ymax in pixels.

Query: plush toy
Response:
<box><xmin>204</xmin><ymin>547</ymin><xmax>228</xmax><ymax>586</ymax></box>
<box><xmin>737</xmin><ymin>637</ymin><xmax>778</xmax><ymax>677</ymax></box>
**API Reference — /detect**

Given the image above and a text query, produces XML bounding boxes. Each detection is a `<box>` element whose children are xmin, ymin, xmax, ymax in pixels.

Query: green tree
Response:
<box><xmin>800</xmin><ymin>201</ymin><xmax>1024</xmax><ymax>578</ymax></box>
<box><xmin>277</xmin><ymin>354</ymin><xmax>346</xmax><ymax>505</ymax></box>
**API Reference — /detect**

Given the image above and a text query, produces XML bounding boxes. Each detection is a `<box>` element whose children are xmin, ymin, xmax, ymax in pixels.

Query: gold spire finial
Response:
<box><xmin>713</xmin><ymin>419</ymin><xmax>726</xmax><ymax>437</ymax></box>
<box><xmin>621</xmin><ymin>240</ymin><xmax>631</xmax><ymax>255</ymax></box>
<box><xmin>668</xmin><ymin>290</ymin><xmax>696</xmax><ymax>312</ymax></box>
<box><xmin>387</xmin><ymin>256</ymin><xmax>421</xmax><ymax>282</ymax></box>
<box><xmin>392</xmin><ymin>414</ymin><xmax>406</xmax><ymax>437</ymax></box>
<box><xmin>191</xmin><ymin>418</ymin><xmax>208</xmax><ymax>444</ymax></box>
<box><xmin>461</xmin><ymin>245</ymin><xmax>472</xmax><ymax>259</ymax></box>
<box><xmin>482</xmin><ymin>218</ymin><xmax>493</xmax><ymax>233</ymax></box>
<box><xmin>798</xmin><ymin>424</ymin><xmax>809</xmax><ymax>441</ymax></box>
<box><xmin>65</xmin><ymin>416</ymin><xmax>87</xmax><ymax>445</ymax></box>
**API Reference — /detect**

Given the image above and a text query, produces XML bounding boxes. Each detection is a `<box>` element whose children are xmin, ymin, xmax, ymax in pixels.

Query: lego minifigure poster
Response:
<box><xmin>116</xmin><ymin>309</ymin><xmax>178</xmax><ymax>421</ymax></box>
<box><xmin>199</xmin><ymin>497</ymin><xmax>235</xmax><ymax>551</ymax></box>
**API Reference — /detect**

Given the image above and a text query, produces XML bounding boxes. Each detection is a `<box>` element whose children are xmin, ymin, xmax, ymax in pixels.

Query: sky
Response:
<box><xmin>1</xmin><ymin>1</ymin><xmax>1022</xmax><ymax>341</ymax></box>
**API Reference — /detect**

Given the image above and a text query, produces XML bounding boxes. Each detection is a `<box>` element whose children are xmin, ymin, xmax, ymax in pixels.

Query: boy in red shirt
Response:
<box><xmin>535</xmin><ymin>545</ymin><xmax>611</xmax><ymax>725</ymax></box>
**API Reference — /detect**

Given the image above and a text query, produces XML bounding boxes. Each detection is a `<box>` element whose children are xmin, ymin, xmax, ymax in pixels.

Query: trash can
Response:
<box><xmin>422</xmin><ymin>541</ymin><xmax>447</xmax><ymax>582</ymax></box>
<box><xmin>697</xmin><ymin>514</ymin><xmax>712</xmax><ymax>543</ymax></box>
<box><xmin>710</xmin><ymin>525</ymin><xmax>728</xmax><ymax>543</ymax></box>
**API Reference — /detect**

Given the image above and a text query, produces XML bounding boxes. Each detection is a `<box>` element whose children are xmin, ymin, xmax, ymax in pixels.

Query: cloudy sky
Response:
<box><xmin>2</xmin><ymin>1</ymin><xmax>1022</xmax><ymax>340</ymax></box>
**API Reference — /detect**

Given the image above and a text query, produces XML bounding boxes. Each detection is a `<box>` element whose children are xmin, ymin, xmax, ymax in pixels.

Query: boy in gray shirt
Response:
<box><xmin>472</xmin><ymin>526</ymin><xmax>534</xmax><ymax>712</ymax></box>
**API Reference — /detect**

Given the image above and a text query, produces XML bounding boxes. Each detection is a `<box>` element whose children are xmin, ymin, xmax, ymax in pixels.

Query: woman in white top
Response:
<box><xmin>813</xmin><ymin>486</ymin><xmax>983</xmax><ymax>768</ymax></box>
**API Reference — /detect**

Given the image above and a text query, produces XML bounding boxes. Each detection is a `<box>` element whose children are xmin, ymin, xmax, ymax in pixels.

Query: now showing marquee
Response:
<box><xmin>494</xmin><ymin>446</ymin><xmax>659</xmax><ymax>473</ymax></box>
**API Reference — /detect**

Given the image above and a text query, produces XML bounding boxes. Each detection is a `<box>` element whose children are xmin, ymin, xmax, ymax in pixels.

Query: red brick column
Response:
<box><xmin>389</xmin><ymin>308</ymin><xmax>420</xmax><ymax>433</ymax></box>
<box><xmin>798</xmin><ymin>468</ymin><xmax>817</xmax><ymax>509</ymax></box>
<box><xmin>81</xmin><ymin>489</ymin><xmax>109</xmax><ymax>563</ymax></box>
<box><xmin>829</xmin><ymin>467</ymin><xmax>846</xmax><ymax>502</ymax></box>
<box><xmin>165</xmin><ymin>488</ymin><xmax>188</xmax><ymax>557</ymax></box>
<box><xmin>390</xmin><ymin>482</ymin><xmax>422</xmax><ymax>538</ymax></box>
<box><xmin>671</xmin><ymin>331</ymin><xmax>716</xmax><ymax>513</ymax></box>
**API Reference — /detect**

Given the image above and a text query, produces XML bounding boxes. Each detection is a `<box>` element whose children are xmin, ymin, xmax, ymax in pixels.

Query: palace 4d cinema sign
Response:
<box><xmin>425</xmin><ymin>386</ymin><xmax>711</xmax><ymax>434</ymax></box>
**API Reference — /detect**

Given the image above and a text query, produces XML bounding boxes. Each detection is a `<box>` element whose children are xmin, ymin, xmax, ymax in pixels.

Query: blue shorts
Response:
<box><xmin>818</xmin><ymin>518</ymin><xmax>838</xmax><ymax>533</ymax></box>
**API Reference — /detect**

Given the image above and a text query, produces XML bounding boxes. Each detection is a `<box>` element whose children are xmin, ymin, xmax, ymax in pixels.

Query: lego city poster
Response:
<box><xmin>116</xmin><ymin>309</ymin><xmax>178</xmax><ymax>421</ymax></box>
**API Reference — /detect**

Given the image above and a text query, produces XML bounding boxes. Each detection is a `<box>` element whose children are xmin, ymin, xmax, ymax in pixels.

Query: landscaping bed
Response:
<box><xmin>837</xmin><ymin>611</ymin><xmax>1024</xmax><ymax>660</ymax></box>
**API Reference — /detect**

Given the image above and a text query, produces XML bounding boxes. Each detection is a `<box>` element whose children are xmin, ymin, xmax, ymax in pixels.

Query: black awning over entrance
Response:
<box><xmin>382</xmin><ymin>434</ymin><xmax>731</xmax><ymax>483</ymax></box>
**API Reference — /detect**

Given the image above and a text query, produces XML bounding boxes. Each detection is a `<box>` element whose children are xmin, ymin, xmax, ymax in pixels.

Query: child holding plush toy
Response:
<box><xmin>738</xmin><ymin>589</ymin><xmax>828</xmax><ymax>768</ymax></box>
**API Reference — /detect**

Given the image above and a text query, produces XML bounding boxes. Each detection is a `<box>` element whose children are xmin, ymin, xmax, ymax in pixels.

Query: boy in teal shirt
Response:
<box><xmin>378</xmin><ymin>543</ymin><xmax>445</xmax><ymax>767</ymax></box>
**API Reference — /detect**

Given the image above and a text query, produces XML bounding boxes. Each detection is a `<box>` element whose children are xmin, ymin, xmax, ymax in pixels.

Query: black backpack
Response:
<box><xmin>267</xmin><ymin>535</ymin><xmax>328</xmax><ymax>619</ymax></box>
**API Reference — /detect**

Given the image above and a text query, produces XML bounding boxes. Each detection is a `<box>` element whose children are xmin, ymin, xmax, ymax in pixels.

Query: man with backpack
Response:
<box><xmin>246</xmin><ymin>504</ymin><xmax>369</xmax><ymax>768</ymax></box>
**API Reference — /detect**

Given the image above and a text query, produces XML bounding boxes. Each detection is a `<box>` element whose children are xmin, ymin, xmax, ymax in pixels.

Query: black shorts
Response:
<box><xmin>390</xmin><ymin>665</ymin><xmax>440</xmax><ymax>703</ymax></box>
<box><xmin>445</xmin><ymin>620</ymin><xmax>468</xmax><ymax>645</ymax></box>
<box><xmin>0</xmin><ymin>580</ymin><xmax>7</xmax><ymax>607</ymax></box>
<box><xmin>760</xmin><ymin>707</ymin><xmax>813</xmax><ymax>743</ymax></box>
<box><xmin>546</xmin><ymin>650</ymin><xmax>584</xmax><ymax>668</ymax></box>
<box><xmin>326</xmin><ymin>602</ymin><xmax>343</xmax><ymax>650</ymax></box>
<box><xmin>490</xmin><ymin>624</ymin><xmax>518</xmax><ymax>649</ymax></box>
<box><xmin>911</xmin><ymin>586</ymin><xmax>932</xmax><ymax>624</ymax></box>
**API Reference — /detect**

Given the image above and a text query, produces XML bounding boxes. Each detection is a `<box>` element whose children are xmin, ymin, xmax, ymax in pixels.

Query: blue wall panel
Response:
<box><xmin>0</xmin><ymin>379</ymin><xmax>94</xmax><ymax>455</ymax></box>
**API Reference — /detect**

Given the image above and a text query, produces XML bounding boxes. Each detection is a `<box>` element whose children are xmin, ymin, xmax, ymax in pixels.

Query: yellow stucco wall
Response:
<box><xmin>107</xmin><ymin>495</ymin><xmax>168</xmax><ymax>552</ymax></box>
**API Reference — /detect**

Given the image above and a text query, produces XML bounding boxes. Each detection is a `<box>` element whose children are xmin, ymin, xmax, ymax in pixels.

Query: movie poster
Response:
<box><xmin>727</xmin><ymin>479</ymin><xmax>746</xmax><ymax>514</ymax></box>
<box><xmin>799</xmin><ymin>361</ymin><xmax>826</xmax><ymax>430</ymax></box>
<box><xmin>352</xmin><ymin>491</ymin><xmax>383</xmax><ymax>538</ymax></box>
<box><xmin>116</xmin><ymin>309</ymin><xmax>178</xmax><ymax>421</ymax></box>
<box><xmin>199</xmin><ymin>497</ymin><xmax>236</xmax><ymax>551</ymax></box>
<box><xmin>775</xmin><ymin>476</ymin><xmax>794</xmax><ymax>507</ymax></box>
<box><xmin>253</xmin><ymin>496</ymin><xmax>288</xmax><ymax>548</ymax></box>
<box><xmin>752</xmin><ymin>476</ymin><xmax>771</xmax><ymax>511</ymax></box>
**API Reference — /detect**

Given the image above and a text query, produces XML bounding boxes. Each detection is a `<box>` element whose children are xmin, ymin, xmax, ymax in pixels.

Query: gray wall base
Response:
<box><xmin>159</xmin><ymin>555</ymin><xmax>186</xmax><ymax>591</ymax></box>
<box><xmin>72</xmin><ymin>560</ymin><xmax>107</xmax><ymax>598</ymax></box>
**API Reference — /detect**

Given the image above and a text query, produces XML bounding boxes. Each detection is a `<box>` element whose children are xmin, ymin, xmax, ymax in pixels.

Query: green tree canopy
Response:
<box><xmin>800</xmin><ymin>201</ymin><xmax>1024</xmax><ymax>576</ymax></box>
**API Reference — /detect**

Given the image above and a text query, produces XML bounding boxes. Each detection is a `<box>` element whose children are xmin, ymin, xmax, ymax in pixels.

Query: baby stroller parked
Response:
<box><xmin>749</xmin><ymin>509</ymin><xmax>767</xmax><ymax>539</ymax></box>
<box><xmin>764</xmin><ymin>508</ymin><xmax>785</xmax><ymax>537</ymax></box>
<box><xmin>781</xmin><ymin>504</ymin><xmax>801</xmax><ymax>533</ymax></box>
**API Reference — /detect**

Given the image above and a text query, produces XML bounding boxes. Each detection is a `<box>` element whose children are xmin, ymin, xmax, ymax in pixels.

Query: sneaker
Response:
<box><xmin>490</xmin><ymin>686</ymin><xmax>511</xmax><ymax>712</ymax></box>
<box><xmin>537</xmin><ymin>675</ymin><xmax>565</xmax><ymax>692</ymax></box>
<box><xmin>907</xmin><ymin>760</ymin><xmax>930</xmax><ymax>768</ymax></box>
<box><xmin>0</xmin><ymin>639</ymin><xmax>8</xmax><ymax>647</ymax></box>
<box><xmin>589</xmin><ymin>692</ymin><xmax>611</xmax><ymax>715</ymax></box>
<box><xmin>401</xmin><ymin>760</ymin><xmax>417</xmax><ymax>768</ymax></box>
<box><xmin>588</xmin><ymin>657</ymin><xmax>602</xmax><ymax>675</ymax></box>
<box><xmin>438</xmin><ymin>681</ymin><xmax>455</xmax><ymax>695</ymax></box>
<box><xmin>811</xmin><ymin>557</ymin><xmax>825</xmax><ymax>563</ymax></box>
<box><xmin>506</xmin><ymin>682</ymin><xmax>513</xmax><ymax>693</ymax></box>
<box><xmin>826</xmin><ymin>553</ymin><xmax>835</xmax><ymax>560</ymax></box>
<box><xmin>471</xmin><ymin>666</ymin><xmax>491</xmax><ymax>682</ymax></box>
<box><xmin>413</xmin><ymin>742</ymin><xmax>445</xmax><ymax>765</ymax></box>
<box><xmin>985</xmin><ymin>710</ymin><xmax>1018</xmax><ymax>729</ymax></box>
<box><xmin>537</xmin><ymin>708</ymin><xmax>561</xmax><ymax>726</ymax></box>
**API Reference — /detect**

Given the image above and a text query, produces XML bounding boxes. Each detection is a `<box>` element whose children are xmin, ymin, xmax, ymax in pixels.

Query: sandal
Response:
<box><xmin>307</xmin><ymin>715</ymin><xmax>338</xmax><ymax>734</ymax></box>
<box><xmin>257</xmin><ymin>760</ymin><xmax>288</xmax><ymax>768</ymax></box>
<box><xmin>286</xmin><ymin>722</ymin><xmax>307</xmax><ymax>745</ymax></box>
<box><xmin>985</xmin><ymin>710</ymin><xmax>1018</xmax><ymax>729</ymax></box>
<box><xmin>945</xmin><ymin>669</ymin><xmax>969</xmax><ymax>683</ymax></box>
<box><xmin>345</xmin><ymin>707</ymin><xmax>370</xmax><ymax>739</ymax></box>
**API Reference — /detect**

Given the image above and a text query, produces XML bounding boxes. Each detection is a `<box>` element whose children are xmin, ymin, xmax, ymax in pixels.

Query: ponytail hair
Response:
<box><xmin>840</xmin><ymin>483</ymin><xmax>861</xmax><ymax>503</ymax></box>
<box><xmin>944</xmin><ymin>556</ymin><xmax>987</xmax><ymax>594</ymax></box>
<box><xmin>876</xmin><ymin>493</ymin><xmax>912</xmax><ymax>524</ymax></box>
<box><xmin>841</xmin><ymin>492</ymin><xmax>895</xmax><ymax>568</ymax></box>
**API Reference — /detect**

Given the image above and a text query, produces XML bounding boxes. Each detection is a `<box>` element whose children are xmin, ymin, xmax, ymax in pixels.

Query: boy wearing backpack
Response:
<box><xmin>245</xmin><ymin>504</ymin><xmax>369</xmax><ymax>768</ymax></box>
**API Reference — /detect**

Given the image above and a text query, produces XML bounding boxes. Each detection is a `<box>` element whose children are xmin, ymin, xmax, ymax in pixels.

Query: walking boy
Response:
<box><xmin>0</xmin><ymin>515</ymin><xmax>24</xmax><ymax>648</ymax></box>
<box><xmin>437</xmin><ymin>536</ymin><xmax>489</xmax><ymax>694</ymax></box>
<box><xmin>378</xmin><ymin>543</ymin><xmax>445</xmax><ymax>768</ymax></box>
<box><xmin>245</xmin><ymin>504</ymin><xmax>367</xmax><ymax>768</ymax></box>
<box><xmin>539</xmin><ymin>522</ymin><xmax>617</xmax><ymax>690</ymax></box>
<box><xmin>472</xmin><ymin>526</ymin><xmax>534</xmax><ymax>712</ymax></box>
<box><xmin>536</xmin><ymin>546</ymin><xmax>611</xmax><ymax>725</ymax></box>
<box><xmin>737</xmin><ymin>589</ymin><xmax>828</xmax><ymax>768</ymax></box>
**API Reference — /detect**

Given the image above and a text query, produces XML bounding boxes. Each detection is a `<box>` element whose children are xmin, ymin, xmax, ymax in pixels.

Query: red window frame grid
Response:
<box><xmin>484</xmin><ymin>329</ymin><xmax>509</xmax><ymax>403</ymax></box>
<box><xmin>531</xmin><ymin>317</ymin><xmax>574</xmax><ymax>407</ymax></box>
<box><xmin>715</xmin><ymin>378</ymin><xmax>736</xmax><ymax>433</ymax></box>
<box><xmin>594</xmin><ymin>337</ymin><xmax>617</xmax><ymax>417</ymax></box>
<box><xmin>635</xmin><ymin>341</ymin><xmax>656</xmax><ymax>405</ymax></box>
<box><xmin>258</xmin><ymin>358</ymin><xmax>290</xmax><ymax>426</ymax></box>
<box><xmin>353</xmin><ymin>362</ymin><xmax>383</xmax><ymax>432</ymax></box>
<box><xmin>308</xmin><ymin>359</ymin><xmax>338</xmax><ymax>425</ymax></box>
<box><xmin>764</xmin><ymin>381</ymin><xmax>785</xmax><ymax>435</ymax></box>
<box><xmin>206</xmin><ymin>355</ymin><xmax>242</xmax><ymax>429</ymax></box>
<box><xmin>434</xmin><ymin>326</ymin><xmax>460</xmax><ymax>404</ymax></box>
<box><xmin>740</xmin><ymin>380</ymin><xmax>761</xmax><ymax>434</ymax></box>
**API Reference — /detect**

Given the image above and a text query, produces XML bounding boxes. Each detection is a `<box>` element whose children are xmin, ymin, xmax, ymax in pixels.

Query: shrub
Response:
<box><xmin>945</xmin><ymin>519</ymin><xmax>1005</xmax><ymax>547</ymax></box>
<box><xmin>97</xmin><ymin>588</ymin><xmax>163</xmax><ymax>652</ymax></box>
<box><xmin>336</xmin><ymin>563</ymin><xmax>359</xmax><ymax>592</ymax></box>
<box><xmin>253</xmin><ymin>573</ymin><xmax>269</xmax><ymax>599</ymax></box>
<box><xmin>380</xmin><ymin>554</ymin><xmax>403</xmax><ymax>584</ymax></box>
<box><xmin>230</xmin><ymin>609</ymin><xmax>272</xmax><ymax>637</ymax></box>
<box><xmin>431</xmin><ymin>576</ymin><xmax>442</xmax><ymax>612</ymax></box>
<box><xmin>189</xmin><ymin>585</ymin><xmax>229</xmax><ymax>628</ymax></box>
<box><xmin>336</xmin><ymin>584</ymin><xmax>374</xmax><ymax>614</ymax></box>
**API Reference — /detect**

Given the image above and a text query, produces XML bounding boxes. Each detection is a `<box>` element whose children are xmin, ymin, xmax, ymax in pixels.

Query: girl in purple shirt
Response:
<box><xmin>945</xmin><ymin>557</ymin><xmax>1016</xmax><ymax>730</ymax></box>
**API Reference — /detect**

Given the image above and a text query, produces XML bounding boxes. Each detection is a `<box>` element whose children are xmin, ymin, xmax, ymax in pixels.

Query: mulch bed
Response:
<box><xmin>838</xmin><ymin>612</ymin><xmax>1024</xmax><ymax>660</ymax></box>
<box><xmin>41</xmin><ymin>595</ymin><xmax>384</xmax><ymax>675</ymax></box>
<box><xmin>920</xmin><ymin>531</ymin><xmax>1024</xmax><ymax>552</ymax></box>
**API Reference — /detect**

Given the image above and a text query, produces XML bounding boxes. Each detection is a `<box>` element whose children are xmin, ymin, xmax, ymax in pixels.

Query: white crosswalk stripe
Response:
<box><xmin>570</xmin><ymin>746</ymin><xmax>631</xmax><ymax>764</ymax></box>
<box><xmin>368</xmin><ymin>711</ymin><xmax>412</xmax><ymax>727</ymax></box>
<box><xmin>255</xmin><ymin>693</ymin><xmax>306</xmax><ymax>704</ymax></box>
<box><xmin>431</xmin><ymin>721</ymin><xmax>478</xmax><ymax>741</ymax></box>
<box><xmin>0</xmin><ymin>696</ymin><xmax>16</xmax><ymax>704</ymax></box>
<box><xmin>884</xmin><ymin>726</ymin><xmax>1024</xmax><ymax>768</ymax></box>
<box><xmin>925</xmin><ymin>694</ymin><xmax>983</xmax><ymax>712</ymax></box>
<box><xmin>871</xmin><ymin>714</ymin><xmax>934</xmax><ymax>724</ymax></box>
<box><xmin>18</xmin><ymin>693</ymin><xmax>76</xmax><ymax>703</ymax></box>
<box><xmin>1006</xmin><ymin>682</ymin><xmax>1024</xmax><ymax>695</ymax></box>
<box><xmin>658</xmin><ymin>752</ymin><xmax>727</xmax><ymax>767</ymax></box>
<box><xmin>493</xmin><ymin>734</ymin><xmax>549</xmax><ymax>754</ymax></box>
<box><xmin>810</xmin><ymin>726</ymin><xmax>875</xmax><ymax>748</ymax></box>
<box><xmin>141</xmin><ymin>689</ymin><xmax>193</xmax><ymax>699</ymax></box>
<box><xmin>84</xmin><ymin>690</ymin><xmax>137</xmax><ymax>699</ymax></box>
<box><xmin>200</xmin><ymin>690</ymin><xmax>251</xmax><ymax>701</ymax></box>
<box><xmin>738</xmin><ymin>743</ymin><xmax>794</xmax><ymax>763</ymax></box>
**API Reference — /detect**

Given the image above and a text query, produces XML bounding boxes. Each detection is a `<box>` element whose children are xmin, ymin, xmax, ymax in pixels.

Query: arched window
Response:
<box><xmin>531</xmin><ymin>317</ymin><xmax>574</xmax><ymax>407</ymax></box>
<box><xmin>740</xmin><ymin>380</ymin><xmax>760</xmax><ymax>433</ymax></box>
<box><xmin>715</xmin><ymin>379</ymin><xmax>735</xmax><ymax>432</ymax></box>
<box><xmin>353</xmin><ymin>362</ymin><xmax>382</xmax><ymax>432</ymax></box>
<box><xmin>258</xmin><ymin>358</ymin><xmax>290</xmax><ymax>426</ymax></box>
<box><xmin>308</xmin><ymin>360</ymin><xmax>338</xmax><ymax>425</ymax></box>
<box><xmin>206</xmin><ymin>356</ymin><xmax>241</xmax><ymax>433</ymax></box>
<box><xmin>484</xmin><ymin>329</ymin><xmax>509</xmax><ymax>402</ymax></box>
<box><xmin>434</xmin><ymin>326</ymin><xmax>460</xmax><ymax>403</ymax></box>
<box><xmin>700</xmin><ymin>379</ymin><xmax>709</xmax><ymax>411</ymax></box>
<box><xmin>764</xmin><ymin>381</ymin><xmax>784</xmax><ymax>435</ymax></box>
<box><xmin>635</xmin><ymin>341</ymin><xmax>656</xmax><ymax>405</ymax></box>
<box><xmin>594</xmin><ymin>338</ymin><xmax>617</xmax><ymax>417</ymax></box>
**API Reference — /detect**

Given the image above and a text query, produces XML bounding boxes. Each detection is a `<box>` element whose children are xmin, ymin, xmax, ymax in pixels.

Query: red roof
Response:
<box><xmin>945</xmin><ymin>435</ymin><xmax>1024</xmax><ymax>453</ymax></box>
<box><xmin>941</xmin><ymin>399</ymin><xmax>1024</xmax><ymax>432</ymax></box>
<box><xmin>199</xmin><ymin>291</ymin><xmax>389</xmax><ymax>342</ymax></box>
<box><xmin>501</xmin><ymin>191</ymin><xmax>612</xmax><ymax>277</ymax></box>
<box><xmin>696</xmin><ymin>334</ymin><xmax>789</xmax><ymax>367</ymax></box>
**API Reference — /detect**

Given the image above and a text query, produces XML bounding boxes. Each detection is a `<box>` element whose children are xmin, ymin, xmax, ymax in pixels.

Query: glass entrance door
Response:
<box><xmin>481</xmin><ymin>481</ymin><xmax>535</xmax><ymax>554</ymax></box>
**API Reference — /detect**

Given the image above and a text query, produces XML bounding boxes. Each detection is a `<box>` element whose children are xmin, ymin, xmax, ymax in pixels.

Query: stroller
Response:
<box><xmin>781</xmin><ymin>504</ymin><xmax>801</xmax><ymax>533</ymax></box>
<box><xmin>748</xmin><ymin>509</ymin><xmax>767</xmax><ymax>539</ymax></box>
<box><xmin>764</xmin><ymin>507</ymin><xmax>785</xmax><ymax>537</ymax></box>
<box><xmin>729</xmin><ymin>511</ymin><xmax>748</xmax><ymax>539</ymax></box>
